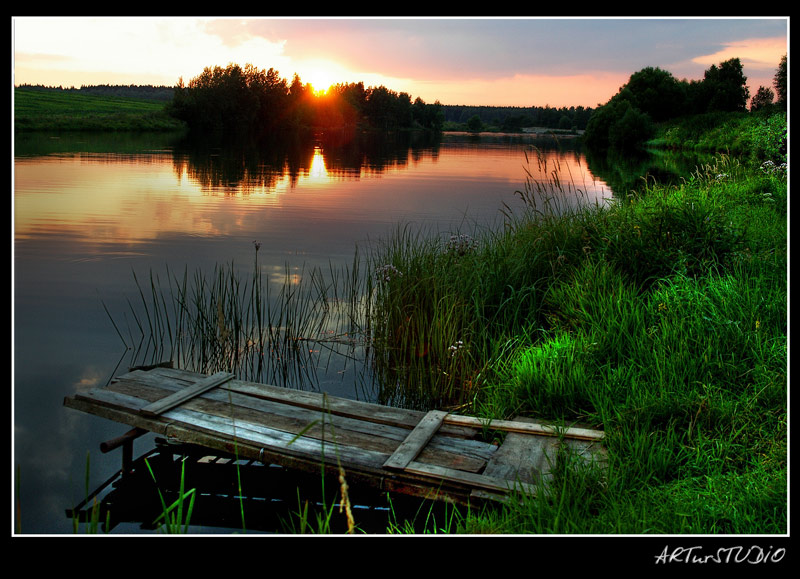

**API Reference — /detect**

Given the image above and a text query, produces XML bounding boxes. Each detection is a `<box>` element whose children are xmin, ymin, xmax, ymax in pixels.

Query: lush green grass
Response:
<box><xmin>650</xmin><ymin>109</ymin><xmax>787</xmax><ymax>163</ymax></box>
<box><xmin>365</xmin><ymin>145</ymin><xmax>786</xmax><ymax>533</ymax></box>
<box><xmin>109</xmin><ymin>114</ymin><xmax>787</xmax><ymax>535</ymax></box>
<box><xmin>14</xmin><ymin>87</ymin><xmax>185</xmax><ymax>131</ymax></box>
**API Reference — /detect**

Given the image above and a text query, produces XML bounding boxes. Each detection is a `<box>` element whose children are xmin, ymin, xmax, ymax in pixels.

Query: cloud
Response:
<box><xmin>206</xmin><ymin>18</ymin><xmax>786</xmax><ymax>81</ymax></box>
<box><xmin>691</xmin><ymin>36</ymin><xmax>788</xmax><ymax>71</ymax></box>
<box><xmin>12</xmin><ymin>17</ymin><xmax>787</xmax><ymax>106</ymax></box>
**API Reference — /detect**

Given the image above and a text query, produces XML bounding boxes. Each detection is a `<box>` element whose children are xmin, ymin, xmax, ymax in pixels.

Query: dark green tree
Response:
<box><xmin>584</xmin><ymin>99</ymin><xmax>653</xmax><ymax>150</ymax></box>
<box><xmin>466</xmin><ymin>114</ymin><xmax>483</xmax><ymax>133</ymax></box>
<box><xmin>607</xmin><ymin>101</ymin><xmax>654</xmax><ymax>149</ymax></box>
<box><xmin>412</xmin><ymin>97</ymin><xmax>445</xmax><ymax>130</ymax></box>
<box><xmin>694</xmin><ymin>58</ymin><xmax>750</xmax><ymax>113</ymax></box>
<box><xmin>750</xmin><ymin>86</ymin><xmax>775</xmax><ymax>111</ymax></box>
<box><xmin>169</xmin><ymin>63</ymin><xmax>290</xmax><ymax>137</ymax></box>
<box><xmin>364</xmin><ymin>86</ymin><xmax>399</xmax><ymax>129</ymax></box>
<box><xmin>616</xmin><ymin>66</ymin><xmax>687</xmax><ymax>122</ymax></box>
<box><xmin>583</xmin><ymin>101</ymin><xmax>618</xmax><ymax>149</ymax></box>
<box><xmin>329</xmin><ymin>82</ymin><xmax>367</xmax><ymax>127</ymax></box>
<box><xmin>773</xmin><ymin>54</ymin><xmax>787</xmax><ymax>109</ymax></box>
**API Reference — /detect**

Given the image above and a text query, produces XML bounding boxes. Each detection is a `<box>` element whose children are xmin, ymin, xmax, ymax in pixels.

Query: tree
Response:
<box><xmin>617</xmin><ymin>66</ymin><xmax>686</xmax><ymax>122</ymax></box>
<box><xmin>412</xmin><ymin>97</ymin><xmax>445</xmax><ymax>130</ymax></box>
<box><xmin>750</xmin><ymin>86</ymin><xmax>775</xmax><ymax>112</ymax></box>
<box><xmin>169</xmin><ymin>63</ymin><xmax>292</xmax><ymax>137</ymax></box>
<box><xmin>773</xmin><ymin>54</ymin><xmax>787</xmax><ymax>109</ymax></box>
<box><xmin>697</xmin><ymin>58</ymin><xmax>750</xmax><ymax>113</ymax></box>
<box><xmin>583</xmin><ymin>68</ymin><xmax>669</xmax><ymax>150</ymax></box>
<box><xmin>168</xmin><ymin>64</ymin><xmax>446</xmax><ymax>136</ymax></box>
<box><xmin>466</xmin><ymin>114</ymin><xmax>483</xmax><ymax>133</ymax></box>
<box><xmin>608</xmin><ymin>101</ymin><xmax>653</xmax><ymax>149</ymax></box>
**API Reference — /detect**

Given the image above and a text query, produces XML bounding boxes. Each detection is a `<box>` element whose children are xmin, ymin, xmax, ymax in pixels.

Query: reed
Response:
<box><xmin>144</xmin><ymin>456</ymin><xmax>197</xmax><ymax>534</ymax></box>
<box><xmin>108</xmin><ymin>245</ymin><xmax>373</xmax><ymax>392</ymax></box>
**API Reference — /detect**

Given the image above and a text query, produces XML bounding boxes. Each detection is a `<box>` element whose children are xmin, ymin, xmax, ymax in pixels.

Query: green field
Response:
<box><xmin>13</xmin><ymin>87</ymin><xmax>185</xmax><ymax>132</ymax></box>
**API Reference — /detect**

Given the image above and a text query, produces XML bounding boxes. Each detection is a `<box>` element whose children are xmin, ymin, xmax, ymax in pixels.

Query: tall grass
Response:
<box><xmin>471</xmin><ymin>151</ymin><xmax>787</xmax><ymax>534</ymax></box>
<box><xmin>110</xmin><ymin>243</ymin><xmax>373</xmax><ymax>391</ymax></box>
<box><xmin>107</xmin><ymin>141</ymin><xmax>786</xmax><ymax>534</ymax></box>
<box><xmin>363</xmin><ymin>148</ymin><xmax>611</xmax><ymax>410</ymax></box>
<box><xmin>361</xmin><ymin>146</ymin><xmax>786</xmax><ymax>533</ymax></box>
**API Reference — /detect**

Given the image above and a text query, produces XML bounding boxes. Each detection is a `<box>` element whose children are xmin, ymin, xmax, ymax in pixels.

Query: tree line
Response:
<box><xmin>16</xmin><ymin>83</ymin><xmax>174</xmax><ymax>101</ymax></box>
<box><xmin>583</xmin><ymin>55</ymin><xmax>787</xmax><ymax>150</ymax></box>
<box><xmin>166</xmin><ymin>63</ymin><xmax>446</xmax><ymax>138</ymax></box>
<box><xmin>441</xmin><ymin>104</ymin><xmax>594</xmax><ymax>132</ymax></box>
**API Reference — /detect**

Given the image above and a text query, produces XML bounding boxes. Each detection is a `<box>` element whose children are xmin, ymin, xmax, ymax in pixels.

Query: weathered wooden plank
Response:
<box><xmin>83</xmin><ymin>380</ymin><xmax>497</xmax><ymax>472</ymax></box>
<box><xmin>117</xmin><ymin>367</ymin><xmax>477</xmax><ymax>438</ymax></box>
<box><xmin>482</xmin><ymin>431</ymin><xmax>559</xmax><ymax>485</ymax></box>
<box><xmin>69</xmin><ymin>387</ymin><xmax>389</xmax><ymax>468</ymax></box>
<box><xmin>71</xmin><ymin>387</ymin><xmax>151</xmax><ymax>412</ymax></box>
<box><xmin>66</xmin><ymin>367</ymin><xmax>606</xmax><ymax>506</ymax></box>
<box><xmin>383</xmin><ymin>410</ymin><xmax>447</xmax><ymax>471</ymax></box>
<box><xmin>443</xmin><ymin>414</ymin><xmax>604</xmax><ymax>441</ymax></box>
<box><xmin>111</xmin><ymin>376</ymin><xmax>491</xmax><ymax>458</ymax></box>
<box><xmin>403</xmin><ymin>461</ymin><xmax>539</xmax><ymax>497</ymax></box>
<box><xmin>159</xmin><ymin>406</ymin><xmax>390</xmax><ymax>469</ymax></box>
<box><xmin>138</xmin><ymin>371</ymin><xmax>235</xmax><ymax>417</ymax></box>
<box><xmin>66</xmin><ymin>395</ymin><xmax>379</xmax><ymax>488</ymax></box>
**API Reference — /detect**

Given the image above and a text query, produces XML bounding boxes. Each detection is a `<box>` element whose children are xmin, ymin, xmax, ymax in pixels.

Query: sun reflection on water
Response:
<box><xmin>307</xmin><ymin>146</ymin><xmax>329</xmax><ymax>181</ymax></box>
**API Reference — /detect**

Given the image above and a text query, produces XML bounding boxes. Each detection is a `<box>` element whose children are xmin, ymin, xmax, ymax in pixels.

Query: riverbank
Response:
<box><xmin>361</xmin><ymin>114</ymin><xmax>787</xmax><ymax>533</ymax></box>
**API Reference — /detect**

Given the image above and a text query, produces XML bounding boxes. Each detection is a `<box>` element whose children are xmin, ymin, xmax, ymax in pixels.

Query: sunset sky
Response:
<box><xmin>12</xmin><ymin>17</ymin><xmax>788</xmax><ymax>108</ymax></box>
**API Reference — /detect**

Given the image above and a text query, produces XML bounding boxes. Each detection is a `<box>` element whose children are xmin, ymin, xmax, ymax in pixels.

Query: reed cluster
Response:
<box><xmin>111</xmin><ymin>242</ymin><xmax>373</xmax><ymax>390</ymax></box>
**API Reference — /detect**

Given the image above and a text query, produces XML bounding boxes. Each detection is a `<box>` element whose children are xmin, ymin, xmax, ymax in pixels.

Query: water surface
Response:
<box><xmin>14</xmin><ymin>130</ymin><xmax>614</xmax><ymax>533</ymax></box>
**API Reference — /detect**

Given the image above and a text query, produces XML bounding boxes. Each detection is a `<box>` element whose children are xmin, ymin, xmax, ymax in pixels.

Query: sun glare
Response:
<box><xmin>300</xmin><ymin>60</ymin><xmax>344</xmax><ymax>97</ymax></box>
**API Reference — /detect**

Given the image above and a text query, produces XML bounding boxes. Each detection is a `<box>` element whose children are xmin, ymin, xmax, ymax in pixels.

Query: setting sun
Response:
<box><xmin>299</xmin><ymin>59</ymin><xmax>346</xmax><ymax>96</ymax></box>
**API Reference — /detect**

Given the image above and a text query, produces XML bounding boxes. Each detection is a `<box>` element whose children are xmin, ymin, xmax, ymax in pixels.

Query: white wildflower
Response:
<box><xmin>375</xmin><ymin>264</ymin><xmax>403</xmax><ymax>282</ymax></box>
<box><xmin>448</xmin><ymin>340</ymin><xmax>464</xmax><ymax>357</ymax></box>
<box><xmin>445</xmin><ymin>234</ymin><xmax>478</xmax><ymax>256</ymax></box>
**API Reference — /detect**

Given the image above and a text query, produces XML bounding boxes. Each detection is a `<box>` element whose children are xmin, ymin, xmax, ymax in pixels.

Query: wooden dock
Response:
<box><xmin>64</xmin><ymin>367</ymin><xmax>606</xmax><ymax>506</ymax></box>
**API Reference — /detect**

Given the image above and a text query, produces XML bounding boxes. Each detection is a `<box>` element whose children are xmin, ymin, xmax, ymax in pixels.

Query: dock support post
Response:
<box><xmin>100</xmin><ymin>427</ymin><xmax>147</xmax><ymax>476</ymax></box>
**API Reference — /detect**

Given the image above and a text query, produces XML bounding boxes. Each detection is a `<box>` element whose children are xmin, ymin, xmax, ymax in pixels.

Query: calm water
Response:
<box><xmin>13</xmin><ymin>130</ymin><xmax>619</xmax><ymax>534</ymax></box>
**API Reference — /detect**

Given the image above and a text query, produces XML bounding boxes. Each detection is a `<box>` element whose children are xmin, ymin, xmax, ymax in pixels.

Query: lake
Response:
<box><xmin>13</xmin><ymin>129</ymin><xmax>634</xmax><ymax>534</ymax></box>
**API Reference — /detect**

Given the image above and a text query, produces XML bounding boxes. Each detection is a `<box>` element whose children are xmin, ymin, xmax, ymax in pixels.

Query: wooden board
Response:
<box><xmin>444</xmin><ymin>414</ymin><xmax>604</xmax><ymax>441</ymax></box>
<box><xmin>482</xmin><ymin>432</ymin><xmax>559</xmax><ymax>486</ymax></box>
<box><xmin>383</xmin><ymin>410</ymin><xmax>447</xmax><ymax>470</ymax></box>
<box><xmin>139</xmin><ymin>371</ymin><xmax>234</xmax><ymax>417</ymax></box>
<box><xmin>64</xmin><ymin>367</ymin><xmax>606</xmax><ymax>506</ymax></box>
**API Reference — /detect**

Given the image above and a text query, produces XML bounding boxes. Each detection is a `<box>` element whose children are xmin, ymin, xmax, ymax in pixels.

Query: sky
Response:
<box><xmin>12</xmin><ymin>16</ymin><xmax>788</xmax><ymax>108</ymax></box>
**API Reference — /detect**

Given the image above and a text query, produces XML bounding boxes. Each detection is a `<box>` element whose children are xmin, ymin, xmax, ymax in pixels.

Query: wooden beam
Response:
<box><xmin>403</xmin><ymin>461</ymin><xmax>539</xmax><ymax>497</ymax></box>
<box><xmin>442</xmin><ymin>414</ymin><xmax>605</xmax><ymax>441</ymax></box>
<box><xmin>139</xmin><ymin>371</ymin><xmax>235</xmax><ymax>417</ymax></box>
<box><xmin>383</xmin><ymin>410</ymin><xmax>447</xmax><ymax>470</ymax></box>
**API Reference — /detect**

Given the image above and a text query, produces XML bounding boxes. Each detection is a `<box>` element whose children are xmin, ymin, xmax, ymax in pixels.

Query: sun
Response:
<box><xmin>299</xmin><ymin>60</ymin><xmax>344</xmax><ymax>96</ymax></box>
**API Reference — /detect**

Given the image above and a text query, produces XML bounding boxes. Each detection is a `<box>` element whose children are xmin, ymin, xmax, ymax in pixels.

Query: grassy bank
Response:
<box><xmin>13</xmin><ymin>87</ymin><xmax>185</xmax><ymax>132</ymax></box>
<box><xmin>364</xmin><ymin>144</ymin><xmax>786</xmax><ymax>533</ymax></box>
<box><xmin>649</xmin><ymin>109</ymin><xmax>787</xmax><ymax>161</ymax></box>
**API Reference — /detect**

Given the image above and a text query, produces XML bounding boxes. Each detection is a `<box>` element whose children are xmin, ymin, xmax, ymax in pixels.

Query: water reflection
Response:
<box><xmin>15</xmin><ymin>129</ymin><xmax>620</xmax><ymax>534</ymax></box>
